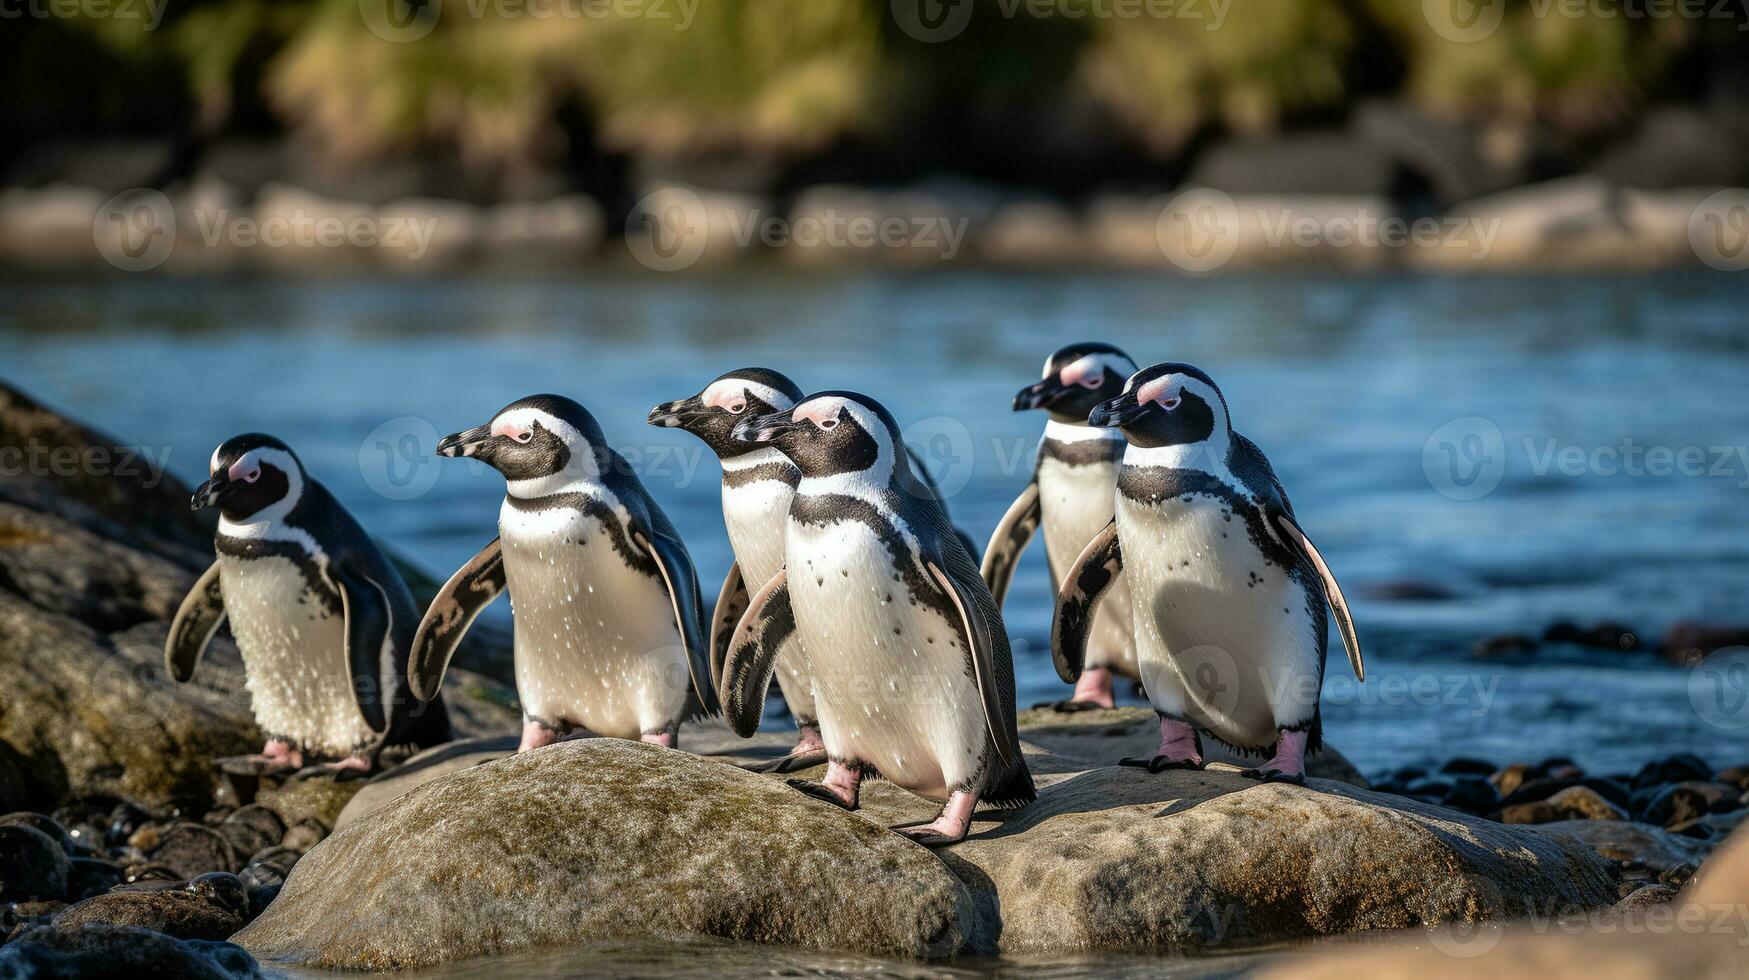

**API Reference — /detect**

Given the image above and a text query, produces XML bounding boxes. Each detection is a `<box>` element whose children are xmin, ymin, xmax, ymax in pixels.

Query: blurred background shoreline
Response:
<box><xmin>3</xmin><ymin>0</ymin><xmax>1747</xmax><ymax>275</ymax></box>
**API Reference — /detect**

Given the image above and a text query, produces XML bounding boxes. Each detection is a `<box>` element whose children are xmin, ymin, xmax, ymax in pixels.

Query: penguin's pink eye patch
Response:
<box><xmin>1136</xmin><ymin>376</ymin><xmax>1182</xmax><ymax>410</ymax></box>
<box><xmin>794</xmin><ymin>402</ymin><xmax>840</xmax><ymax>430</ymax></box>
<box><xmin>493</xmin><ymin>422</ymin><xmax>534</xmax><ymax>444</ymax></box>
<box><xmin>702</xmin><ymin>387</ymin><xmax>748</xmax><ymax>414</ymax></box>
<box><xmin>227</xmin><ymin>458</ymin><xmax>261</xmax><ymax>483</ymax></box>
<box><xmin>1060</xmin><ymin>357</ymin><xmax>1105</xmax><ymax>390</ymax></box>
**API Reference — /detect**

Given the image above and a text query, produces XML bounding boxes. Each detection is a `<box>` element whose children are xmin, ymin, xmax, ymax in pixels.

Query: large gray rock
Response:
<box><xmin>236</xmin><ymin>740</ymin><xmax>973</xmax><ymax>969</ymax></box>
<box><xmin>263</xmin><ymin>732</ymin><xmax>1614</xmax><ymax>965</ymax></box>
<box><xmin>842</xmin><ymin>767</ymin><xmax>1615</xmax><ymax>954</ymax></box>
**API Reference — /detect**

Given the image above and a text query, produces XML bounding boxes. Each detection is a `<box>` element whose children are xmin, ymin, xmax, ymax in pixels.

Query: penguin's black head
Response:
<box><xmin>437</xmin><ymin>394</ymin><xmax>605</xmax><ymax>487</ymax></box>
<box><xmin>193</xmin><ymin>433</ymin><xmax>302</xmax><ymax>521</ymax></box>
<box><xmin>646</xmin><ymin>368</ymin><xmax>803</xmax><ymax>459</ymax></box>
<box><xmin>1088</xmin><ymin>362</ymin><xmax>1230</xmax><ymax>450</ymax></box>
<box><xmin>1013</xmin><ymin>342</ymin><xmax>1137</xmax><ymax>423</ymax></box>
<box><xmin>730</xmin><ymin>389</ymin><xmax>895</xmax><ymax>479</ymax></box>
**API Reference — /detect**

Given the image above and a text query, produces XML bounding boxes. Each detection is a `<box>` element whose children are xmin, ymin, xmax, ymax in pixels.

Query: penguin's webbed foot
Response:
<box><xmin>1241</xmin><ymin>728</ymin><xmax>1310</xmax><ymax>786</ymax></box>
<box><xmin>785</xmin><ymin>778</ymin><xmax>856</xmax><ymax>810</ymax></box>
<box><xmin>1119</xmin><ymin>755</ymin><xmax>1205</xmax><ymax>774</ymax></box>
<box><xmin>894</xmin><ymin>790</ymin><xmax>977</xmax><ymax>848</ymax></box>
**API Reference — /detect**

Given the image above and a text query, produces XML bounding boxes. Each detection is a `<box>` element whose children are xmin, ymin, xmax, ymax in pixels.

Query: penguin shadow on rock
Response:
<box><xmin>985</xmin><ymin>341</ymin><xmax>1146</xmax><ymax>714</ymax></box>
<box><xmin>406</xmin><ymin>394</ymin><xmax>718</xmax><ymax>755</ymax></box>
<box><xmin>165</xmin><ymin>433</ymin><xmax>452</xmax><ymax>781</ymax></box>
<box><xmin>647</xmin><ymin>366</ymin><xmax>982</xmax><ymax>777</ymax></box>
<box><xmin>717</xmin><ymin>389</ymin><xmax>1034</xmax><ymax>846</ymax></box>
<box><xmin>1052</xmin><ymin>362</ymin><xmax>1365</xmax><ymax>787</ymax></box>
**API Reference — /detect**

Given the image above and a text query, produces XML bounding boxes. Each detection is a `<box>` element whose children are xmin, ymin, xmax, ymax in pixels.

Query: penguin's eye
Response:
<box><xmin>1161</xmin><ymin>396</ymin><xmax>1181</xmax><ymax>411</ymax></box>
<box><xmin>242</xmin><ymin>468</ymin><xmax>261</xmax><ymax>483</ymax></box>
<box><xmin>1079</xmin><ymin>375</ymin><xmax>1103</xmax><ymax>390</ymax></box>
<box><xmin>818</xmin><ymin>418</ymin><xmax>838</xmax><ymax>431</ymax></box>
<box><xmin>726</xmin><ymin>401</ymin><xmax>746</xmax><ymax>414</ymax></box>
<box><xmin>514</xmin><ymin>430</ymin><xmax>533</xmax><ymax>444</ymax></box>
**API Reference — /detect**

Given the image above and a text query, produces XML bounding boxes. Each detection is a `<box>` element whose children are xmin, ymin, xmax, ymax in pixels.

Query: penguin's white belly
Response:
<box><xmin>501</xmin><ymin>505</ymin><xmax>689</xmax><ymax>739</ymax></box>
<box><xmin>1038</xmin><ymin>456</ymin><xmax>1137</xmax><ymax>678</ymax></box>
<box><xmin>787</xmin><ymin>518</ymin><xmax>984</xmax><ymax>801</ymax></box>
<box><xmin>219</xmin><ymin>555</ymin><xmax>375</xmax><ymax>756</ymax></box>
<box><xmin>1118</xmin><ymin>493</ymin><xmax>1320</xmax><ymax>748</ymax></box>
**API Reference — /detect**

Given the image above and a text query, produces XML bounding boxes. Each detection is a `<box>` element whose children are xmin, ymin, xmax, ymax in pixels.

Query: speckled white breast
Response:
<box><xmin>499</xmin><ymin>492</ymin><xmax>689</xmax><ymax>739</ymax></box>
<box><xmin>1117</xmin><ymin>484</ymin><xmax>1321</xmax><ymax>748</ymax></box>
<box><xmin>218</xmin><ymin>552</ymin><xmax>377</xmax><ymax>756</ymax></box>
<box><xmin>785</xmin><ymin>507</ymin><xmax>984</xmax><ymax>800</ymax></box>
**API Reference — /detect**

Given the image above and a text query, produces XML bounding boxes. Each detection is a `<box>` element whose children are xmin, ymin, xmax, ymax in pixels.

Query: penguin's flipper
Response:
<box><xmin>979</xmin><ymin>479</ymin><xmax>1041</xmax><ymax>609</ymax></box>
<box><xmin>1051</xmin><ymin>519</ymin><xmax>1123</xmax><ymax>685</ymax></box>
<box><xmin>408</xmin><ymin>538</ymin><xmax>506</xmax><ymax>702</ymax></box>
<box><xmin>166</xmin><ymin>562</ymin><xmax>226</xmax><ymax>683</ymax></box>
<box><xmin>1273</xmin><ymin>513</ymin><xmax>1365</xmax><ymax>682</ymax></box>
<box><xmin>722</xmin><ymin>570</ymin><xmax>794</xmax><ymax>738</ymax></box>
<box><xmin>709</xmin><ymin>560</ymin><xmax>750</xmax><ymax>697</ymax></box>
<box><xmin>337</xmin><ymin>568</ymin><xmax>392</xmax><ymax>735</ymax></box>
<box><xmin>925</xmin><ymin>561</ymin><xmax>1025</xmax><ymax>767</ymax></box>
<box><xmin>631</xmin><ymin>526</ymin><xmax>717</xmax><ymax>715</ymax></box>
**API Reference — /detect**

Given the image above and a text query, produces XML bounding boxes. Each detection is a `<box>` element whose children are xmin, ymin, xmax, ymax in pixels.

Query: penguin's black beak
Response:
<box><xmin>732</xmin><ymin>411</ymin><xmax>802</xmax><ymax>447</ymax></box>
<box><xmin>190</xmin><ymin>475</ymin><xmax>231</xmax><ymax>511</ymax></box>
<box><xmin>1013</xmin><ymin>378</ymin><xmax>1068</xmax><ymax>412</ymax></box>
<box><xmin>1087</xmin><ymin>394</ymin><xmax>1147</xmax><ymax>429</ymax></box>
<box><xmin>646</xmin><ymin>397</ymin><xmax>703</xmax><ymax>430</ymax></box>
<box><xmin>437</xmin><ymin>424</ymin><xmax>493</xmax><ymax>459</ymax></box>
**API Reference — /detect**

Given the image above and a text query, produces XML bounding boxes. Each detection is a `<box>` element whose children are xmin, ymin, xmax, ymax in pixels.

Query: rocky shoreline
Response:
<box><xmin>1</xmin><ymin>174</ymin><xmax>1743</xmax><ymax>277</ymax></box>
<box><xmin>2</xmin><ymin>378</ymin><xmax>1748</xmax><ymax>976</ymax></box>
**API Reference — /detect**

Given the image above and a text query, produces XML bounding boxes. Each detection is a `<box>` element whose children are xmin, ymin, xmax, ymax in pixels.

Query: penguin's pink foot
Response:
<box><xmin>314</xmin><ymin>755</ymin><xmax>374</xmax><ymax>781</ymax></box>
<box><xmin>639</xmin><ymin>730</ymin><xmax>677</xmax><ymax>749</ymax></box>
<box><xmin>748</xmin><ymin>722</ymin><xmax>829</xmax><ymax>773</ymax></box>
<box><xmin>896</xmin><ymin>791</ymin><xmax>978</xmax><ymax>847</ymax></box>
<box><xmin>786</xmin><ymin>758</ymin><xmax>862</xmax><ymax>810</ymax></box>
<box><xmin>1240</xmin><ymin>728</ymin><xmax>1309</xmax><ymax>786</ymax></box>
<box><xmin>519</xmin><ymin>721</ymin><xmax>561</xmax><ymax>753</ymax></box>
<box><xmin>1120</xmin><ymin>715</ymin><xmax>1204</xmax><ymax>773</ymax></box>
<box><xmin>259</xmin><ymin>740</ymin><xmax>303</xmax><ymax>770</ymax></box>
<box><xmin>1069</xmin><ymin>666</ymin><xmax>1118</xmax><ymax>709</ymax></box>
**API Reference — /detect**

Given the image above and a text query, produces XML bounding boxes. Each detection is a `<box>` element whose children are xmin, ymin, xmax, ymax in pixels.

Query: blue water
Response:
<box><xmin>7</xmin><ymin>268</ymin><xmax>1749</xmax><ymax>778</ymax></box>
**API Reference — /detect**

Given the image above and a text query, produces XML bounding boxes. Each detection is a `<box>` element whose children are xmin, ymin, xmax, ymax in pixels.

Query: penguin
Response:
<box><xmin>1052</xmin><ymin>363</ymin><xmax>1364</xmax><ymax>784</ymax></box>
<box><xmin>720</xmin><ymin>390</ymin><xmax>1035</xmax><ymax>846</ymax></box>
<box><xmin>165</xmin><ymin>433</ymin><xmax>450</xmax><ymax>773</ymax></box>
<box><xmin>983</xmin><ymin>342</ymin><xmax>1141</xmax><ymax>711</ymax></box>
<box><xmin>647</xmin><ymin>368</ymin><xmax>978</xmax><ymax>773</ymax></box>
<box><xmin>407</xmin><ymin>394</ymin><xmax>715</xmax><ymax>752</ymax></box>
<box><xmin>646</xmin><ymin>368</ymin><xmax>825</xmax><ymax>773</ymax></box>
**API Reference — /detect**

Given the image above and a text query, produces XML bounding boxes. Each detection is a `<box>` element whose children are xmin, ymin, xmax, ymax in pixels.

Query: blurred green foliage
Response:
<box><xmin>0</xmin><ymin>0</ymin><xmax>1719</xmax><ymax>171</ymax></box>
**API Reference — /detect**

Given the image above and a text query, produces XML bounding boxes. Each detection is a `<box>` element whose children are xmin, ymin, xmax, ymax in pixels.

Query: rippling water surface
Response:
<box><xmin>6</xmin><ymin>268</ymin><xmax>1748</xmax><ymax>782</ymax></box>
